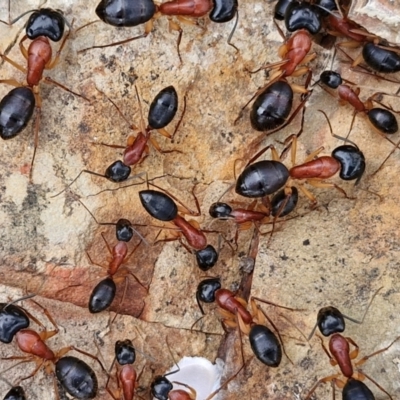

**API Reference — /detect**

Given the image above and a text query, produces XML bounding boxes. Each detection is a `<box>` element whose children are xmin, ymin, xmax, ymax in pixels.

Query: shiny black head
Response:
<box><xmin>271</xmin><ymin>187</ymin><xmax>298</xmax><ymax>217</ymax></box>
<box><xmin>26</xmin><ymin>8</ymin><xmax>65</xmax><ymax>41</ymax></box>
<box><xmin>151</xmin><ymin>376</ymin><xmax>173</xmax><ymax>400</ymax></box>
<box><xmin>196</xmin><ymin>278</ymin><xmax>221</xmax><ymax>304</ymax></box>
<box><xmin>115</xmin><ymin>339</ymin><xmax>136</xmax><ymax>365</ymax></box>
<box><xmin>148</xmin><ymin>86</ymin><xmax>178</xmax><ymax>130</ymax></box>
<box><xmin>88</xmin><ymin>278</ymin><xmax>116</xmax><ymax>313</ymax></box>
<box><xmin>209</xmin><ymin>202</ymin><xmax>233</xmax><ymax>219</ymax></box>
<box><xmin>0</xmin><ymin>87</ymin><xmax>35</xmax><ymax>140</ymax></box>
<box><xmin>285</xmin><ymin>2</ymin><xmax>322</xmax><ymax>34</ymax></box>
<box><xmin>331</xmin><ymin>145</ymin><xmax>365</xmax><ymax>182</ymax></box>
<box><xmin>317</xmin><ymin>306</ymin><xmax>345</xmax><ymax>336</ymax></box>
<box><xmin>249</xmin><ymin>325</ymin><xmax>282</xmax><ymax>367</ymax></box>
<box><xmin>236</xmin><ymin>160</ymin><xmax>289</xmax><ymax>198</ymax></box>
<box><xmin>0</xmin><ymin>304</ymin><xmax>30</xmax><ymax>344</ymax></box>
<box><xmin>105</xmin><ymin>160</ymin><xmax>131</xmax><ymax>182</ymax></box>
<box><xmin>3</xmin><ymin>386</ymin><xmax>26</xmax><ymax>400</ymax></box>
<box><xmin>342</xmin><ymin>379</ymin><xmax>375</xmax><ymax>400</ymax></box>
<box><xmin>96</xmin><ymin>0</ymin><xmax>156</xmax><ymax>27</ymax></box>
<box><xmin>195</xmin><ymin>245</ymin><xmax>218</xmax><ymax>271</ymax></box>
<box><xmin>320</xmin><ymin>70</ymin><xmax>342</xmax><ymax>89</ymax></box>
<box><xmin>368</xmin><ymin>108</ymin><xmax>398</xmax><ymax>134</ymax></box>
<box><xmin>55</xmin><ymin>356</ymin><xmax>98</xmax><ymax>399</ymax></box>
<box><xmin>210</xmin><ymin>0</ymin><xmax>238</xmax><ymax>23</ymax></box>
<box><xmin>139</xmin><ymin>190</ymin><xmax>178</xmax><ymax>221</ymax></box>
<box><xmin>116</xmin><ymin>219</ymin><xmax>134</xmax><ymax>242</ymax></box>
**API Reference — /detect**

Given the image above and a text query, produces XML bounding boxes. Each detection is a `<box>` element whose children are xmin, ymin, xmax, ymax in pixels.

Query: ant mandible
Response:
<box><xmin>0</xmin><ymin>6</ymin><xmax>88</xmax><ymax>180</ymax></box>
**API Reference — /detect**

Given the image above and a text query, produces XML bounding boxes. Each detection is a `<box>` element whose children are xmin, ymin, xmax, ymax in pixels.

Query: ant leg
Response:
<box><xmin>307</xmin><ymin>179</ymin><xmax>351</xmax><ymax>199</ymax></box>
<box><xmin>0</xmin><ymin>54</ymin><xmax>27</xmax><ymax>74</ymax></box>
<box><xmin>42</xmin><ymin>76</ymin><xmax>90</xmax><ymax>102</ymax></box>
<box><xmin>30</xmin><ymin>89</ymin><xmax>42</xmax><ymax>181</ymax></box>
<box><xmin>16</xmin><ymin>359</ymin><xmax>45</xmax><ymax>384</ymax></box>
<box><xmin>355</xmin><ymin>336</ymin><xmax>400</xmax><ymax>366</ymax></box>
<box><xmin>356</xmin><ymin>371</ymin><xmax>393</xmax><ymax>400</ymax></box>
<box><xmin>303</xmin><ymin>374</ymin><xmax>341</xmax><ymax>400</ymax></box>
<box><xmin>29</xmin><ymin>299</ymin><xmax>60</xmax><ymax>336</ymax></box>
<box><xmin>78</xmin><ymin>19</ymin><xmax>154</xmax><ymax>54</ymax></box>
<box><xmin>57</xmin><ymin>346</ymin><xmax>106</xmax><ymax>373</ymax></box>
<box><xmin>0</xmin><ymin>79</ymin><xmax>23</xmax><ymax>87</ymax></box>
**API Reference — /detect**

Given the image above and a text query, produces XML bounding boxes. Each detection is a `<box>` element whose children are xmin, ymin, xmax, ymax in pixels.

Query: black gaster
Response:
<box><xmin>236</xmin><ymin>160</ymin><xmax>289</xmax><ymax>198</ymax></box>
<box><xmin>139</xmin><ymin>190</ymin><xmax>178</xmax><ymax>221</ymax></box>
<box><xmin>0</xmin><ymin>87</ymin><xmax>35</xmax><ymax>140</ymax></box>
<box><xmin>362</xmin><ymin>43</ymin><xmax>400</xmax><ymax>73</ymax></box>
<box><xmin>96</xmin><ymin>0</ymin><xmax>156</xmax><ymax>27</ymax></box>
<box><xmin>148</xmin><ymin>86</ymin><xmax>178</xmax><ymax>129</ymax></box>
<box><xmin>88</xmin><ymin>278</ymin><xmax>116</xmax><ymax>313</ymax></box>
<box><xmin>250</xmin><ymin>81</ymin><xmax>293</xmax><ymax>131</ymax></box>
<box><xmin>3</xmin><ymin>386</ymin><xmax>26</xmax><ymax>400</ymax></box>
<box><xmin>342</xmin><ymin>379</ymin><xmax>375</xmax><ymax>400</ymax></box>
<box><xmin>55</xmin><ymin>356</ymin><xmax>98</xmax><ymax>399</ymax></box>
<box><xmin>367</xmin><ymin>108</ymin><xmax>398</xmax><ymax>134</ymax></box>
<box><xmin>249</xmin><ymin>324</ymin><xmax>282</xmax><ymax>367</ymax></box>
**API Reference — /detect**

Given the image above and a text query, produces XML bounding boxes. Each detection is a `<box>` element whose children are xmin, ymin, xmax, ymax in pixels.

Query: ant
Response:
<box><xmin>52</xmin><ymin>85</ymin><xmax>184</xmax><ymax>197</ymax></box>
<box><xmin>139</xmin><ymin>185</ymin><xmax>219</xmax><ymax>271</ymax></box>
<box><xmin>78</xmin><ymin>201</ymin><xmax>148</xmax><ymax>314</ymax></box>
<box><xmin>0</xmin><ymin>300</ymin><xmax>104</xmax><ymax>399</ymax></box>
<box><xmin>0</xmin><ymin>6</ymin><xmax>88</xmax><ymax>180</ymax></box>
<box><xmin>78</xmin><ymin>0</ymin><xmax>239</xmax><ymax>58</ymax></box>
<box><xmin>208</xmin><ymin>189</ymin><xmax>298</xmax><ymax>245</ymax></box>
<box><xmin>237</xmin><ymin>23</ymin><xmax>315</xmax><ymax>134</ymax></box>
<box><xmin>235</xmin><ymin>116</ymin><xmax>365</xmax><ymax>206</ymax></box>
<box><xmin>106</xmin><ymin>339</ymin><xmax>144</xmax><ymax>400</ymax></box>
<box><xmin>304</xmin><ymin>332</ymin><xmax>400</xmax><ymax>399</ymax></box>
<box><xmin>195</xmin><ymin>279</ymin><xmax>304</xmax><ymax>367</ymax></box>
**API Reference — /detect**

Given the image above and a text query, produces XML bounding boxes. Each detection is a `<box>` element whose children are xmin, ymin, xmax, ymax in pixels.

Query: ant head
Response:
<box><xmin>196</xmin><ymin>278</ymin><xmax>221</xmax><ymax>314</ymax></box>
<box><xmin>320</xmin><ymin>70</ymin><xmax>343</xmax><ymax>89</ymax></box>
<box><xmin>3</xmin><ymin>386</ymin><xmax>26</xmax><ymax>400</ymax></box>
<box><xmin>26</xmin><ymin>8</ymin><xmax>66</xmax><ymax>42</ymax></box>
<box><xmin>148</xmin><ymin>86</ymin><xmax>178</xmax><ymax>130</ymax></box>
<box><xmin>151</xmin><ymin>375</ymin><xmax>173</xmax><ymax>400</ymax></box>
<box><xmin>331</xmin><ymin>145</ymin><xmax>365</xmax><ymax>182</ymax></box>
<box><xmin>271</xmin><ymin>187</ymin><xmax>298</xmax><ymax>217</ymax></box>
<box><xmin>285</xmin><ymin>2</ymin><xmax>322</xmax><ymax>34</ymax></box>
<box><xmin>116</xmin><ymin>219</ymin><xmax>134</xmax><ymax>242</ymax></box>
<box><xmin>195</xmin><ymin>245</ymin><xmax>219</xmax><ymax>271</ymax></box>
<box><xmin>209</xmin><ymin>202</ymin><xmax>233</xmax><ymax>219</ymax></box>
<box><xmin>317</xmin><ymin>306</ymin><xmax>345</xmax><ymax>336</ymax></box>
<box><xmin>105</xmin><ymin>160</ymin><xmax>132</xmax><ymax>183</ymax></box>
<box><xmin>0</xmin><ymin>303</ymin><xmax>30</xmax><ymax>344</ymax></box>
<box><xmin>139</xmin><ymin>190</ymin><xmax>178</xmax><ymax>221</ymax></box>
<box><xmin>115</xmin><ymin>339</ymin><xmax>136</xmax><ymax>365</ymax></box>
<box><xmin>314</xmin><ymin>0</ymin><xmax>338</xmax><ymax>16</ymax></box>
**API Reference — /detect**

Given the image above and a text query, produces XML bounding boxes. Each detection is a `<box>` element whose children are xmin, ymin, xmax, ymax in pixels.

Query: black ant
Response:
<box><xmin>0</xmin><ymin>6</ymin><xmax>88</xmax><ymax>180</ymax></box>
